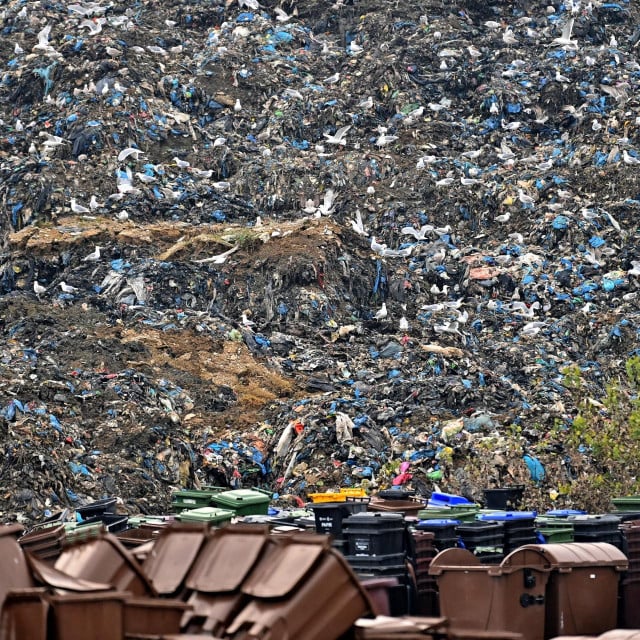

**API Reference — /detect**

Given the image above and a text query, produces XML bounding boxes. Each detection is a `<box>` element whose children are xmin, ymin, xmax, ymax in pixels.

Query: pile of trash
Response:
<box><xmin>1</xmin><ymin>0</ymin><xmax>640</xmax><ymax>523</ymax></box>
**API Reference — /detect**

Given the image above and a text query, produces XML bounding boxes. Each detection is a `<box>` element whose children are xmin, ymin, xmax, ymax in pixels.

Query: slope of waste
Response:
<box><xmin>1</xmin><ymin>0</ymin><xmax>640</xmax><ymax>523</ymax></box>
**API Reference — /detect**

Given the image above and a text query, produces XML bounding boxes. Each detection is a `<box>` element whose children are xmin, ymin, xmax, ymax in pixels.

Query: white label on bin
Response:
<box><xmin>184</xmin><ymin>499</ymin><xmax>196</xmax><ymax>504</ymax></box>
<box><xmin>354</xmin><ymin>538</ymin><xmax>371</xmax><ymax>552</ymax></box>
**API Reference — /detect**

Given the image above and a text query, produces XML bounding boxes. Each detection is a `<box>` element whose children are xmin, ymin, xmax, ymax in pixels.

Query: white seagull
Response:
<box><xmin>316</xmin><ymin>189</ymin><xmax>336</xmax><ymax>216</ymax></box>
<box><xmin>370</xmin><ymin>236</ymin><xmax>387</xmax><ymax>255</ymax></box>
<box><xmin>82</xmin><ymin>246</ymin><xmax>101</xmax><ymax>262</ymax></box>
<box><xmin>551</xmin><ymin>18</ymin><xmax>578</xmax><ymax>50</ymax></box>
<box><xmin>323</xmin><ymin>125</ymin><xmax>351</xmax><ymax>146</ymax></box>
<box><xmin>350</xmin><ymin>209</ymin><xmax>367</xmax><ymax>236</ymax></box>
<box><xmin>89</xmin><ymin>195</ymin><xmax>104</xmax><ymax>210</ymax></box>
<box><xmin>33</xmin><ymin>280</ymin><xmax>47</xmax><ymax>297</ymax></box>
<box><xmin>401</xmin><ymin>224</ymin><xmax>434</xmax><ymax>240</ymax></box>
<box><xmin>70</xmin><ymin>198</ymin><xmax>90</xmax><ymax>214</ymax></box>
<box><xmin>60</xmin><ymin>281</ymin><xmax>79</xmax><ymax>294</ymax></box>
<box><xmin>375</xmin><ymin>302</ymin><xmax>388</xmax><ymax>320</ymax></box>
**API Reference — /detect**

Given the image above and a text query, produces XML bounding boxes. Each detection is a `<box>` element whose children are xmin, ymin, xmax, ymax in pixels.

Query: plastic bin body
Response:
<box><xmin>415</xmin><ymin>519</ymin><xmax>460</xmax><ymax>550</ymax></box>
<box><xmin>612</xmin><ymin>496</ymin><xmax>640</xmax><ymax>512</ymax></box>
<box><xmin>344</xmin><ymin>552</ymin><xmax>405</xmax><ymax>568</ymax></box>
<box><xmin>171</xmin><ymin>489</ymin><xmax>222</xmax><ymax>513</ymax></box>
<box><xmin>478</xmin><ymin>511</ymin><xmax>538</xmax><ymax>553</ymax></box>
<box><xmin>18</xmin><ymin>523</ymin><xmax>66</xmax><ymax>561</ymax></box>
<box><xmin>537</xmin><ymin>542</ymin><xmax>628</xmax><ymax>638</ymax></box>
<box><xmin>456</xmin><ymin>521</ymin><xmax>504</xmax><ymax>552</ymax></box>
<box><xmin>568</xmin><ymin>514</ymin><xmax>623</xmax><ymax>549</ymax></box>
<box><xmin>76</xmin><ymin>497</ymin><xmax>116</xmax><ymax>520</ymax></box>
<box><xmin>211</xmin><ymin>489</ymin><xmax>271</xmax><ymax>516</ymax></box>
<box><xmin>429</xmin><ymin>547</ymin><xmax>551</xmax><ymax>640</ymax></box>
<box><xmin>310</xmin><ymin>501</ymin><xmax>368</xmax><ymax>538</ymax></box>
<box><xmin>537</xmin><ymin>527</ymin><xmax>574</xmax><ymax>543</ymax></box>
<box><xmin>343</xmin><ymin>512</ymin><xmax>405</xmax><ymax>557</ymax></box>
<box><xmin>49</xmin><ymin>592</ymin><xmax>125</xmax><ymax>640</ymax></box>
<box><xmin>483</xmin><ymin>486</ymin><xmax>525</xmax><ymax>510</ymax></box>
<box><xmin>78</xmin><ymin>514</ymin><xmax>129</xmax><ymax>533</ymax></box>
<box><xmin>620</xmin><ymin>575</ymin><xmax>640</xmax><ymax>628</ymax></box>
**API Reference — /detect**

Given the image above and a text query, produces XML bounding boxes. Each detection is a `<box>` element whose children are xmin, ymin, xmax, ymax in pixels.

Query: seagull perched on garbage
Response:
<box><xmin>518</xmin><ymin>189</ymin><xmax>535</xmax><ymax>207</ymax></box>
<box><xmin>172</xmin><ymin>156</ymin><xmax>190</xmax><ymax>169</ymax></box>
<box><xmin>70</xmin><ymin>198</ymin><xmax>90</xmax><ymax>214</ymax></box>
<box><xmin>502</xmin><ymin>28</ymin><xmax>518</xmax><ymax>47</ymax></box>
<box><xmin>375</xmin><ymin>127</ymin><xmax>399</xmax><ymax>147</ymax></box>
<box><xmin>520</xmin><ymin>321</ymin><xmax>547</xmax><ymax>336</ymax></box>
<box><xmin>323</xmin><ymin>125</ymin><xmax>351</xmax><ymax>146</ymax></box>
<box><xmin>370</xmin><ymin>236</ymin><xmax>387</xmax><ymax>255</ymax></box>
<box><xmin>622</xmin><ymin>150</ymin><xmax>640</xmax><ymax>165</ymax></box>
<box><xmin>60</xmin><ymin>281</ymin><xmax>79</xmax><ymax>294</ymax></box>
<box><xmin>33</xmin><ymin>280</ymin><xmax>47</xmax><ymax>297</ymax></box>
<box><xmin>374</xmin><ymin>302</ymin><xmax>388</xmax><ymax>320</ymax></box>
<box><xmin>82</xmin><ymin>246</ymin><xmax>101</xmax><ymax>262</ymax></box>
<box><xmin>241</xmin><ymin>310</ymin><xmax>256</xmax><ymax>327</ymax></box>
<box><xmin>316</xmin><ymin>189</ymin><xmax>336</xmax><ymax>216</ymax></box>
<box><xmin>89</xmin><ymin>195</ymin><xmax>104</xmax><ymax>210</ymax></box>
<box><xmin>322</xmin><ymin>72</ymin><xmax>340</xmax><ymax>84</ymax></box>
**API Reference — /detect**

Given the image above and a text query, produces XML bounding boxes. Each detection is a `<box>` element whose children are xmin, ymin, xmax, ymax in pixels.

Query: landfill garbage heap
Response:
<box><xmin>1</xmin><ymin>0</ymin><xmax>640</xmax><ymax>523</ymax></box>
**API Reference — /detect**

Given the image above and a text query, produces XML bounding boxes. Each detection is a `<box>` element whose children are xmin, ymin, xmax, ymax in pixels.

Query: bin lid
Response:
<box><xmin>377</xmin><ymin>488</ymin><xmax>416</xmax><ymax>500</ymax></box>
<box><xmin>416</xmin><ymin>519</ymin><xmax>460</xmax><ymax>527</ymax></box>
<box><xmin>456</xmin><ymin>521</ymin><xmax>503</xmax><ymax>532</ymax></box>
<box><xmin>309</xmin><ymin>501</ymin><xmax>354</xmax><ymax>511</ymax></box>
<box><xmin>242</xmin><ymin>536</ymin><xmax>328</xmax><ymax>598</ymax></box>
<box><xmin>545</xmin><ymin>509</ymin><xmax>586</xmax><ymax>517</ymax></box>
<box><xmin>503</xmin><ymin>542</ymin><xmax>628</xmax><ymax>572</ymax></box>
<box><xmin>567</xmin><ymin>513</ymin><xmax>621</xmax><ymax>524</ymax></box>
<box><xmin>428</xmin><ymin>547</ymin><xmax>482</xmax><ymax>575</ymax></box>
<box><xmin>428</xmin><ymin>492</ymin><xmax>475</xmax><ymax>507</ymax></box>
<box><xmin>212</xmin><ymin>489</ymin><xmax>271</xmax><ymax>505</ymax></box>
<box><xmin>141</xmin><ymin>525</ymin><xmax>208</xmax><ymax>595</ymax></box>
<box><xmin>172</xmin><ymin>489</ymin><xmax>221</xmax><ymax>498</ymax></box>
<box><xmin>344</xmin><ymin>512</ymin><xmax>404</xmax><ymax>524</ymax></box>
<box><xmin>177</xmin><ymin>507</ymin><xmax>234</xmax><ymax>522</ymax></box>
<box><xmin>185</xmin><ymin>526</ymin><xmax>270</xmax><ymax>592</ymax></box>
<box><xmin>478</xmin><ymin>510</ymin><xmax>537</xmax><ymax>521</ymax></box>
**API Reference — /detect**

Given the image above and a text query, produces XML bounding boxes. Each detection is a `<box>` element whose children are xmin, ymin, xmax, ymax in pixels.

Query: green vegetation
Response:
<box><xmin>559</xmin><ymin>355</ymin><xmax>640</xmax><ymax>511</ymax></box>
